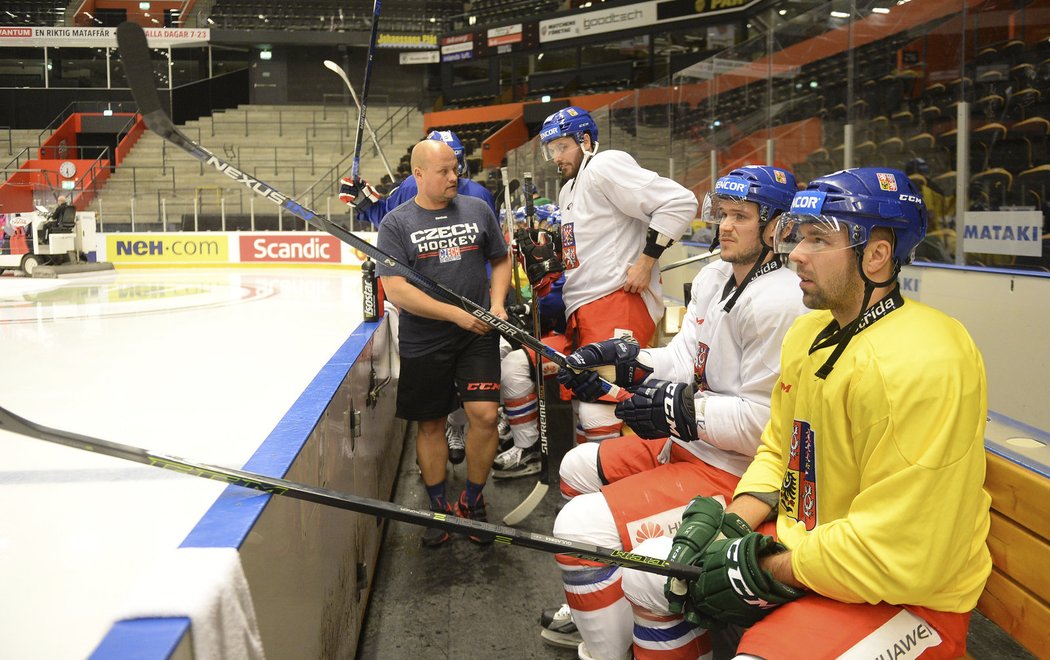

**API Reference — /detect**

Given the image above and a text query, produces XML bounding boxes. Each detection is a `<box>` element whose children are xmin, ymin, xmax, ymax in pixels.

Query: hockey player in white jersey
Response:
<box><xmin>538</xmin><ymin>106</ymin><xmax>697</xmax><ymax>446</ymax></box>
<box><xmin>541</xmin><ymin>166</ymin><xmax>807</xmax><ymax>660</ymax></box>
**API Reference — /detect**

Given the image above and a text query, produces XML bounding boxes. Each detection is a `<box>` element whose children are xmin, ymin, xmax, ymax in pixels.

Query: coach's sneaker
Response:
<box><xmin>421</xmin><ymin>503</ymin><xmax>454</xmax><ymax>548</ymax></box>
<box><xmin>454</xmin><ymin>491</ymin><xmax>494</xmax><ymax>544</ymax></box>
<box><xmin>491</xmin><ymin>445</ymin><xmax>541</xmax><ymax>479</ymax></box>
<box><xmin>446</xmin><ymin>423</ymin><xmax>466</xmax><ymax>465</ymax></box>
<box><xmin>540</xmin><ymin>603</ymin><xmax>582</xmax><ymax>648</ymax></box>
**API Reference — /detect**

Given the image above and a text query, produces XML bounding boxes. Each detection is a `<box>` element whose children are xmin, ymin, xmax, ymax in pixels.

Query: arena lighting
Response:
<box><xmin>139</xmin><ymin>1</ymin><xmax>150</xmax><ymax>9</ymax></box>
<box><xmin>872</xmin><ymin>6</ymin><xmax>890</xmax><ymax>13</ymax></box>
<box><xmin>541</xmin><ymin>95</ymin><xmax>552</xmax><ymax>102</ymax></box>
<box><xmin>778</xmin><ymin>8</ymin><xmax>787</xmax><ymax>15</ymax></box>
<box><xmin>830</xmin><ymin>10</ymin><xmax>850</xmax><ymax>18</ymax></box>
<box><xmin>260</xmin><ymin>49</ymin><xmax>272</xmax><ymax>60</ymax></box>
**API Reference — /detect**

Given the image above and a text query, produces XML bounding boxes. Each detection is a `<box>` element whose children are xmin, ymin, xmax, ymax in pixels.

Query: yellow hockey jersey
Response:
<box><xmin>735</xmin><ymin>297</ymin><xmax>992</xmax><ymax>612</ymax></box>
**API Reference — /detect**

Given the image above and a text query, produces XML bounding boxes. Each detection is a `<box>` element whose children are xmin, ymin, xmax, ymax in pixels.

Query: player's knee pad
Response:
<box><xmin>578</xmin><ymin>400</ymin><xmax>621</xmax><ymax>431</ymax></box>
<box><xmin>500</xmin><ymin>349</ymin><xmax>534</xmax><ymax>399</ymax></box>
<box><xmin>553</xmin><ymin>491</ymin><xmax>621</xmax><ymax>549</ymax></box>
<box><xmin>621</xmin><ymin>536</ymin><xmax>675</xmax><ymax>615</ymax></box>
<box><xmin>558</xmin><ymin>442</ymin><xmax>602</xmax><ymax>495</ymax></box>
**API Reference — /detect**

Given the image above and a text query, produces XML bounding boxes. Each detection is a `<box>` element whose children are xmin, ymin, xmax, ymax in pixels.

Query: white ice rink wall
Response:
<box><xmin>88</xmin><ymin>315</ymin><xmax>406</xmax><ymax>659</ymax></box>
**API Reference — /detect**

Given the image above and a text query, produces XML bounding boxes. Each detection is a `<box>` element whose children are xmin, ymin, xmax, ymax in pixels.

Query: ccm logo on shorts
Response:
<box><xmin>466</xmin><ymin>382</ymin><xmax>500</xmax><ymax>391</ymax></box>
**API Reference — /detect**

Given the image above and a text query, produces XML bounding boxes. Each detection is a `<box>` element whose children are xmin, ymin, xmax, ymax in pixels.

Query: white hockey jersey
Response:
<box><xmin>644</xmin><ymin>259</ymin><xmax>806</xmax><ymax>476</ymax></box>
<box><xmin>557</xmin><ymin>150</ymin><xmax>697</xmax><ymax>321</ymax></box>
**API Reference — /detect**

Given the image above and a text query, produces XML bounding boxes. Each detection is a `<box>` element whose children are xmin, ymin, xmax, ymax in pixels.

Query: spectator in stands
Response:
<box><xmin>620</xmin><ymin>168</ymin><xmax>990</xmax><ymax>660</ymax></box>
<box><xmin>542</xmin><ymin>166</ymin><xmax>806</xmax><ymax>658</ymax></box>
<box><xmin>533</xmin><ymin>105</ymin><xmax>697</xmax><ymax>448</ymax></box>
<box><xmin>40</xmin><ymin>195</ymin><xmax>75</xmax><ymax>245</ymax></box>
<box><xmin>374</xmin><ymin>138</ymin><xmax>510</xmax><ymax>547</ymax></box>
<box><xmin>341</xmin><ymin>130</ymin><xmax>500</xmax><ymax>465</ymax></box>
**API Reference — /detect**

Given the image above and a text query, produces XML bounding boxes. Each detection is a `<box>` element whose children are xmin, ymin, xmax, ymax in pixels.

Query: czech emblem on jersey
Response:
<box><xmin>876</xmin><ymin>172</ymin><xmax>898</xmax><ymax>191</ymax></box>
<box><xmin>560</xmin><ymin>222</ymin><xmax>579</xmax><ymax>270</ymax></box>
<box><xmin>781</xmin><ymin>419</ymin><xmax>817</xmax><ymax>530</ymax></box>
<box><xmin>439</xmin><ymin>246</ymin><xmax>462</xmax><ymax>263</ymax></box>
<box><xmin>693</xmin><ymin>340</ymin><xmax>711</xmax><ymax>391</ymax></box>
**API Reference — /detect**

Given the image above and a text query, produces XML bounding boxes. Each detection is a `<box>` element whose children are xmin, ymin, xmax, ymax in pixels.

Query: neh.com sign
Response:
<box><xmin>240</xmin><ymin>235</ymin><xmax>341</xmax><ymax>263</ymax></box>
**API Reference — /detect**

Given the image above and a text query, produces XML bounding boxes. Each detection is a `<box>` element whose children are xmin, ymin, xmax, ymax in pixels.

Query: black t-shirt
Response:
<box><xmin>376</xmin><ymin>195</ymin><xmax>507</xmax><ymax>357</ymax></box>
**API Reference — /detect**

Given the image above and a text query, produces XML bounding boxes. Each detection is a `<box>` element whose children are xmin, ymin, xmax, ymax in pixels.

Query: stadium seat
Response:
<box><xmin>971</xmin><ymin>168</ymin><xmax>1014</xmax><ymax>208</ymax></box>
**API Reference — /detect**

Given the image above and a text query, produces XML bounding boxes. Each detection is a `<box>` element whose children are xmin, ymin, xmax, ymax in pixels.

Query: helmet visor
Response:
<box><xmin>701</xmin><ymin>192</ymin><xmax>760</xmax><ymax>226</ymax></box>
<box><xmin>773</xmin><ymin>213</ymin><xmax>868</xmax><ymax>256</ymax></box>
<box><xmin>541</xmin><ymin>138</ymin><xmax>577</xmax><ymax>162</ymax></box>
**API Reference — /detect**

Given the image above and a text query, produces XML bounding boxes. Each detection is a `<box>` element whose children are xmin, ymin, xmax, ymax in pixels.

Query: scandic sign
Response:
<box><xmin>239</xmin><ymin>235</ymin><xmax>341</xmax><ymax>263</ymax></box>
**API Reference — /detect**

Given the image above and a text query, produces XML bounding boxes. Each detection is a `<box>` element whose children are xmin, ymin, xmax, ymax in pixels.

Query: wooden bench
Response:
<box><xmin>971</xmin><ymin>413</ymin><xmax>1050</xmax><ymax>657</ymax></box>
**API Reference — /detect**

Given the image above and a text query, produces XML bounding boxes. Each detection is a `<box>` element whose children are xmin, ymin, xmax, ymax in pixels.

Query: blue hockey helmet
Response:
<box><xmin>426</xmin><ymin>129</ymin><xmax>466</xmax><ymax>175</ymax></box>
<box><xmin>702</xmin><ymin>165</ymin><xmax>798</xmax><ymax>225</ymax></box>
<box><xmin>534</xmin><ymin>203</ymin><xmax>561</xmax><ymax>225</ymax></box>
<box><xmin>774</xmin><ymin>167</ymin><xmax>927</xmax><ymax>265</ymax></box>
<box><xmin>539</xmin><ymin>106</ymin><xmax>598</xmax><ymax>160</ymax></box>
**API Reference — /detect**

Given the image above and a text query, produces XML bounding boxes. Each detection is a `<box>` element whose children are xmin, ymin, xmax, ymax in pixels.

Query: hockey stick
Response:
<box><xmin>659</xmin><ymin>248</ymin><xmax>721</xmax><ymax>272</ymax></box>
<box><xmin>116</xmin><ymin>21</ymin><xmax>629</xmax><ymax>403</ymax></box>
<box><xmin>503</xmin><ymin>172</ymin><xmax>549</xmax><ymax>526</ymax></box>
<box><xmin>322</xmin><ymin>59</ymin><xmax>394</xmax><ymax>182</ymax></box>
<box><xmin>350</xmin><ymin>0</ymin><xmax>382</xmax><ymax>182</ymax></box>
<box><xmin>0</xmin><ymin>405</ymin><xmax>701</xmax><ymax>580</ymax></box>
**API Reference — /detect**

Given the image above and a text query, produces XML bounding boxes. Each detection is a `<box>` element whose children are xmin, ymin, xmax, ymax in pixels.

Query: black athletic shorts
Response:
<box><xmin>396</xmin><ymin>331</ymin><xmax>501</xmax><ymax>421</ymax></box>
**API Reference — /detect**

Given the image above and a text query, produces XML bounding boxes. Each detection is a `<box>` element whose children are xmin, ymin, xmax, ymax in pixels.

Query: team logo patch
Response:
<box><xmin>877</xmin><ymin>172</ymin><xmax>898</xmax><ymax>191</ymax></box>
<box><xmin>774</xmin><ymin>170</ymin><xmax>787</xmax><ymax>184</ymax></box>
<box><xmin>781</xmin><ymin>419</ymin><xmax>817</xmax><ymax>530</ymax></box>
<box><xmin>694</xmin><ymin>341</ymin><xmax>711</xmax><ymax>392</ymax></box>
<box><xmin>439</xmin><ymin>246</ymin><xmax>462</xmax><ymax>262</ymax></box>
<box><xmin>560</xmin><ymin>223</ymin><xmax>579</xmax><ymax>270</ymax></box>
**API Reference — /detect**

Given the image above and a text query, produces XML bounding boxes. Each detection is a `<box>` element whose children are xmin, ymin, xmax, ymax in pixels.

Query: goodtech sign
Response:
<box><xmin>538</xmin><ymin>0</ymin><xmax>762</xmax><ymax>44</ymax></box>
<box><xmin>239</xmin><ymin>235</ymin><xmax>341</xmax><ymax>263</ymax></box>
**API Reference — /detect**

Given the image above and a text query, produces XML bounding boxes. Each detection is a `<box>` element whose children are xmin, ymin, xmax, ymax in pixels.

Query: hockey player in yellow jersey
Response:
<box><xmin>621</xmin><ymin>167</ymin><xmax>990</xmax><ymax>659</ymax></box>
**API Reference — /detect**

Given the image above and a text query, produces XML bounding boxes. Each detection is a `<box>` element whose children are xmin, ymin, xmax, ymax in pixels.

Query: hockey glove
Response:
<box><xmin>515</xmin><ymin>228</ymin><xmax>563</xmax><ymax>298</ymax></box>
<box><xmin>615</xmin><ymin>379</ymin><xmax>696</xmax><ymax>441</ymax></box>
<box><xmin>556</xmin><ymin>337</ymin><xmax>654</xmax><ymax>403</ymax></box>
<box><xmin>682</xmin><ymin>532</ymin><xmax>804</xmax><ymax>628</ymax></box>
<box><xmin>339</xmin><ymin>176</ymin><xmax>381</xmax><ymax>211</ymax></box>
<box><xmin>664</xmin><ymin>497</ymin><xmax>752</xmax><ymax>615</ymax></box>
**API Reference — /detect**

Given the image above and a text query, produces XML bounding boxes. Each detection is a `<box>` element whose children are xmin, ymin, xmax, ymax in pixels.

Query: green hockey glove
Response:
<box><xmin>664</xmin><ymin>497</ymin><xmax>752</xmax><ymax>615</ymax></box>
<box><xmin>685</xmin><ymin>532</ymin><xmax>804</xmax><ymax>628</ymax></box>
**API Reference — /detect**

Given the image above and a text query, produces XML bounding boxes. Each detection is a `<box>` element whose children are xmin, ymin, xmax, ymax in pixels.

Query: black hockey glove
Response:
<box><xmin>556</xmin><ymin>337</ymin><xmax>654</xmax><ymax>403</ymax></box>
<box><xmin>664</xmin><ymin>497</ymin><xmax>752</xmax><ymax>616</ymax></box>
<box><xmin>339</xmin><ymin>176</ymin><xmax>381</xmax><ymax>211</ymax></box>
<box><xmin>681</xmin><ymin>532</ymin><xmax>804</xmax><ymax>628</ymax></box>
<box><xmin>515</xmin><ymin>228</ymin><xmax>563</xmax><ymax>298</ymax></box>
<box><xmin>614</xmin><ymin>379</ymin><xmax>697</xmax><ymax>441</ymax></box>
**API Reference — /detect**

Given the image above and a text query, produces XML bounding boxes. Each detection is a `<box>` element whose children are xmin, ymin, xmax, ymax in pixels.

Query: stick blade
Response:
<box><xmin>116</xmin><ymin>21</ymin><xmax>174</xmax><ymax>138</ymax></box>
<box><xmin>502</xmin><ymin>481</ymin><xmax>549</xmax><ymax>526</ymax></box>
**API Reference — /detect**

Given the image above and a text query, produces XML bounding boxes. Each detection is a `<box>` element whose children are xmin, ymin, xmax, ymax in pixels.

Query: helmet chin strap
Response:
<box><xmin>720</xmin><ymin>217</ymin><xmax>781</xmax><ymax>313</ymax></box>
<box><xmin>811</xmin><ymin>249</ymin><xmax>902</xmax><ymax>379</ymax></box>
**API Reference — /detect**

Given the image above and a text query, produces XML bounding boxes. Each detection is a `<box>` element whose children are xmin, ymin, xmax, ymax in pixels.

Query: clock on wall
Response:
<box><xmin>59</xmin><ymin>161</ymin><xmax>76</xmax><ymax>178</ymax></box>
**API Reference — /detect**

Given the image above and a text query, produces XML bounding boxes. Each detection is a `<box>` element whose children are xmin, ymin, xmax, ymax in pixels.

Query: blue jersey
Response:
<box><xmin>362</xmin><ymin>177</ymin><xmax>496</xmax><ymax>226</ymax></box>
